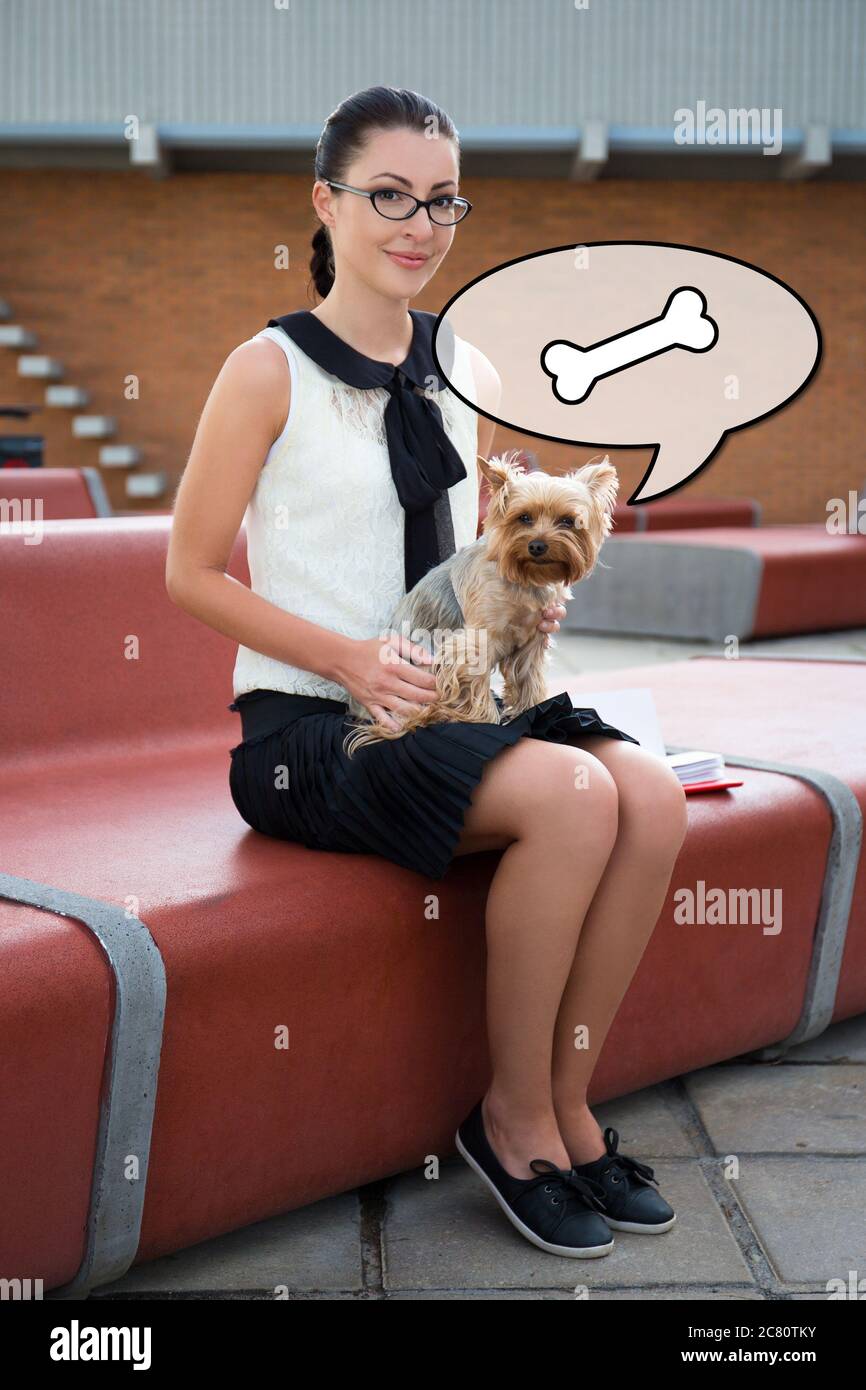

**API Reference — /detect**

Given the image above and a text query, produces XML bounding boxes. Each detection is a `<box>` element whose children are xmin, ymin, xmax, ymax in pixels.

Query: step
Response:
<box><xmin>100</xmin><ymin>444</ymin><xmax>141</xmax><ymax>468</ymax></box>
<box><xmin>45</xmin><ymin>384</ymin><xmax>90</xmax><ymax>408</ymax></box>
<box><xmin>0</xmin><ymin>326</ymin><xmax>38</xmax><ymax>349</ymax></box>
<box><xmin>125</xmin><ymin>472</ymin><xmax>166</xmax><ymax>499</ymax></box>
<box><xmin>17</xmin><ymin>354</ymin><xmax>63</xmax><ymax>378</ymax></box>
<box><xmin>73</xmin><ymin>416</ymin><xmax>116</xmax><ymax>439</ymax></box>
<box><xmin>80</xmin><ymin>466</ymin><xmax>113</xmax><ymax>518</ymax></box>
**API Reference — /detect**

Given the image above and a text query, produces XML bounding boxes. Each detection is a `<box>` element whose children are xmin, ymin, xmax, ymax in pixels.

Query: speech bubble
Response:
<box><xmin>431</xmin><ymin>242</ymin><xmax>822</xmax><ymax>504</ymax></box>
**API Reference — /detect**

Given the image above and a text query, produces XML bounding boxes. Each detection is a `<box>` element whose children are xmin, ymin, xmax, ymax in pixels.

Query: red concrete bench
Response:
<box><xmin>1</xmin><ymin>518</ymin><xmax>862</xmax><ymax>1297</ymax></box>
<box><xmin>566</xmin><ymin>653</ymin><xmax>866</xmax><ymax>1054</ymax></box>
<box><xmin>611</xmin><ymin>495</ymin><xmax>761</xmax><ymax>533</ymax></box>
<box><xmin>638</xmin><ymin>495</ymin><xmax>760</xmax><ymax>530</ymax></box>
<box><xmin>0</xmin><ymin>465</ymin><xmax>112</xmax><ymax>519</ymax></box>
<box><xmin>562</xmin><ymin>524</ymin><xmax>866</xmax><ymax>639</ymax></box>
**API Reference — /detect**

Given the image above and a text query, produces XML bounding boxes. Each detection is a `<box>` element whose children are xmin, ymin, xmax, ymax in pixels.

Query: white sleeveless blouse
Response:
<box><xmin>232</xmin><ymin>324</ymin><xmax>480</xmax><ymax>702</ymax></box>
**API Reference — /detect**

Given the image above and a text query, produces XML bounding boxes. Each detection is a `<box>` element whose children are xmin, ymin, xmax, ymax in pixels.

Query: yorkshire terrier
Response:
<box><xmin>342</xmin><ymin>450</ymin><xmax>619</xmax><ymax>757</ymax></box>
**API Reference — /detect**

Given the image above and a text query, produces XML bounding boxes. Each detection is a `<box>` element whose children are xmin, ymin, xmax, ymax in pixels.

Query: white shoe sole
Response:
<box><xmin>604</xmin><ymin>1213</ymin><xmax>677</xmax><ymax>1234</ymax></box>
<box><xmin>455</xmin><ymin>1128</ymin><xmax>615</xmax><ymax>1259</ymax></box>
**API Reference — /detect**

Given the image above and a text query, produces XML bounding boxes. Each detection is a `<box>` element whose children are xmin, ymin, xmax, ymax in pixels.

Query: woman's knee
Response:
<box><xmin>499</xmin><ymin>740</ymin><xmax>619</xmax><ymax>851</ymax></box>
<box><xmin>545</xmin><ymin>745</ymin><xmax>620</xmax><ymax>851</ymax></box>
<box><xmin>618</xmin><ymin>753</ymin><xmax>689</xmax><ymax>857</ymax></box>
<box><xmin>457</xmin><ymin>738</ymin><xmax>618</xmax><ymax>853</ymax></box>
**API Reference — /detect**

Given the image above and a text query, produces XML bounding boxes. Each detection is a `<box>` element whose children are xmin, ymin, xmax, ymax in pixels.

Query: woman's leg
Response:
<box><xmin>547</xmin><ymin>737</ymin><xmax>689</xmax><ymax>1163</ymax></box>
<box><xmin>451</xmin><ymin>738</ymin><xmax>620</xmax><ymax>1178</ymax></box>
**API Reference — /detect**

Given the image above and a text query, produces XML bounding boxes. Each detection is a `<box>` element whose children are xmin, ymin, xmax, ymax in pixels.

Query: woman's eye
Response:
<box><xmin>434</xmin><ymin>197</ymin><xmax>456</xmax><ymax>208</ymax></box>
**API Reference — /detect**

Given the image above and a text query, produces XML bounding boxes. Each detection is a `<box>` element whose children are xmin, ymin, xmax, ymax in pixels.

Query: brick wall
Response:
<box><xmin>1</xmin><ymin>169</ymin><xmax>863</xmax><ymax>521</ymax></box>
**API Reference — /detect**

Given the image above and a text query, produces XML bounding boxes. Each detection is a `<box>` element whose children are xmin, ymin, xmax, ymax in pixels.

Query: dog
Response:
<box><xmin>342</xmin><ymin>449</ymin><xmax>619</xmax><ymax>757</ymax></box>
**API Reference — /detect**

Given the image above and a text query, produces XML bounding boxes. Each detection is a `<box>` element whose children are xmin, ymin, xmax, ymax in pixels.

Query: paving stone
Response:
<box><xmin>382</xmin><ymin>1157</ymin><xmax>753</xmax><ymax>1292</ymax></box>
<box><xmin>733</xmin><ymin>1157</ymin><xmax>866</xmax><ymax>1285</ymax></box>
<box><xmin>97</xmin><ymin>1192</ymin><xmax>363</xmax><ymax>1294</ymax></box>
<box><xmin>782</xmin><ymin>1014</ymin><xmax>866</xmax><ymax>1064</ymax></box>
<box><xmin>583</xmin><ymin>1084</ymin><xmax>701</xmax><ymax>1157</ymax></box>
<box><xmin>683</xmin><ymin>1064</ymin><xmax>866</xmax><ymax>1153</ymax></box>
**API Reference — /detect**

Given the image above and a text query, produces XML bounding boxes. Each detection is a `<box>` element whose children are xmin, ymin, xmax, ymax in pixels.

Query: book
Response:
<box><xmin>665</xmin><ymin>750</ymin><xmax>744</xmax><ymax>793</ymax></box>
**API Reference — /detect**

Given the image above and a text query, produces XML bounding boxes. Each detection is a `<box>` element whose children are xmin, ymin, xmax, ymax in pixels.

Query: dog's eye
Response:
<box><xmin>518</xmin><ymin>513</ymin><xmax>533</xmax><ymax>524</ymax></box>
<box><xmin>557</xmin><ymin>516</ymin><xmax>575</xmax><ymax>527</ymax></box>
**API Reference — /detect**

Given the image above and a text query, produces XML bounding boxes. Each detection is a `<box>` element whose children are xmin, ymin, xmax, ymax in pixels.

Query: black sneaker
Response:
<box><xmin>571</xmin><ymin>1127</ymin><xmax>676</xmax><ymax>1234</ymax></box>
<box><xmin>455</xmin><ymin>1099</ymin><xmax>614</xmax><ymax>1258</ymax></box>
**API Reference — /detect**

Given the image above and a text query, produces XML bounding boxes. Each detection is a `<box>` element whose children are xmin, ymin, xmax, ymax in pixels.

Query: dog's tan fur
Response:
<box><xmin>342</xmin><ymin>450</ymin><xmax>619</xmax><ymax>757</ymax></box>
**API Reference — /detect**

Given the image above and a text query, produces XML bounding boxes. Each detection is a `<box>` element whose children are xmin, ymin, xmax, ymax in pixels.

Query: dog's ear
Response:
<box><xmin>477</xmin><ymin>449</ymin><xmax>523</xmax><ymax>497</ymax></box>
<box><xmin>567</xmin><ymin>455</ymin><xmax>619</xmax><ymax>536</ymax></box>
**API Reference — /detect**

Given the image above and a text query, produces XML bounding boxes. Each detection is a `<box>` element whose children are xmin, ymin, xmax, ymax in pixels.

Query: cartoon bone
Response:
<box><xmin>540</xmin><ymin>287</ymin><xmax>718</xmax><ymax>404</ymax></box>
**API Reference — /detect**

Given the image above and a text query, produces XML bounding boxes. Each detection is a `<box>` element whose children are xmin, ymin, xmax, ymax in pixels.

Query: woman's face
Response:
<box><xmin>314</xmin><ymin>126</ymin><xmax>461</xmax><ymax>298</ymax></box>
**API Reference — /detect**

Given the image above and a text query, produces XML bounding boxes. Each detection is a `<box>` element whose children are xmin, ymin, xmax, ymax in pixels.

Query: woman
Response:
<box><xmin>166</xmin><ymin>85</ymin><xmax>688</xmax><ymax>1260</ymax></box>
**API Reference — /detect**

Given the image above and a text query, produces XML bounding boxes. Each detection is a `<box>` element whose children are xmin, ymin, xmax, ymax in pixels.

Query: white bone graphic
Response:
<box><xmin>540</xmin><ymin>287</ymin><xmax>718</xmax><ymax>404</ymax></box>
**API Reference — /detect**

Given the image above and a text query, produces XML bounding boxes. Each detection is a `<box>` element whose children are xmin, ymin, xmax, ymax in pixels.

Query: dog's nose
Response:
<box><xmin>528</xmin><ymin>540</ymin><xmax>548</xmax><ymax>557</ymax></box>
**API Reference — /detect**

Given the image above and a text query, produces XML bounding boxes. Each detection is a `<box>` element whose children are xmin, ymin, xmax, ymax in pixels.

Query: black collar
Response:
<box><xmin>266</xmin><ymin>308</ymin><xmax>455</xmax><ymax>393</ymax></box>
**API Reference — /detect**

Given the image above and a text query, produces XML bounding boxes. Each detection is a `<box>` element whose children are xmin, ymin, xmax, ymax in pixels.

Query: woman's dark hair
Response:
<box><xmin>308</xmin><ymin>86</ymin><xmax>459</xmax><ymax>301</ymax></box>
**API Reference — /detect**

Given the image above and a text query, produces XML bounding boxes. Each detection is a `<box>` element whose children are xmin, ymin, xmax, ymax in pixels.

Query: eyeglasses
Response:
<box><xmin>324</xmin><ymin>180</ymin><xmax>473</xmax><ymax>226</ymax></box>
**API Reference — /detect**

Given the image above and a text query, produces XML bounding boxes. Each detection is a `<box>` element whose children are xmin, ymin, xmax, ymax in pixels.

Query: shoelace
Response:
<box><xmin>598</xmin><ymin>1128</ymin><xmax>659</xmax><ymax>1188</ymax></box>
<box><xmin>524</xmin><ymin>1158</ymin><xmax>609</xmax><ymax>1214</ymax></box>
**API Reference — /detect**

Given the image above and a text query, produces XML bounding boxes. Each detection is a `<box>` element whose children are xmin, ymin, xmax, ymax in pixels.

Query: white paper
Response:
<box><xmin>566</xmin><ymin>685</ymin><xmax>668</xmax><ymax>760</ymax></box>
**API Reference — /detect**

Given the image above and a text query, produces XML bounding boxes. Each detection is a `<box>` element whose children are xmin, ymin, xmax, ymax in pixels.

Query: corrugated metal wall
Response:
<box><xmin>0</xmin><ymin>0</ymin><xmax>863</xmax><ymax>130</ymax></box>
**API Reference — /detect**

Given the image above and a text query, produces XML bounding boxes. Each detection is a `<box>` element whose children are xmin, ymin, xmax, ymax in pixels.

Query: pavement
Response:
<box><xmin>93</xmin><ymin>624</ymin><xmax>866</xmax><ymax>1301</ymax></box>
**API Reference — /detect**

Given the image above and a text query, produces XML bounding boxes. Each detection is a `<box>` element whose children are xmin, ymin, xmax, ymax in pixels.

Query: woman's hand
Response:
<box><xmin>537</xmin><ymin>601</ymin><xmax>566</xmax><ymax>646</ymax></box>
<box><xmin>336</xmin><ymin>633</ymin><xmax>439</xmax><ymax>733</ymax></box>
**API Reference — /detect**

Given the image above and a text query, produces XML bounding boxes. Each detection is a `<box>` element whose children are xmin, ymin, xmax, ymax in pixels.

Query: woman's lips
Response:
<box><xmin>385</xmin><ymin>251</ymin><xmax>428</xmax><ymax>269</ymax></box>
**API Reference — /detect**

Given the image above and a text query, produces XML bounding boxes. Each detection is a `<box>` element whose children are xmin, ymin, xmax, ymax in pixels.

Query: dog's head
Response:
<box><xmin>477</xmin><ymin>450</ymin><xmax>619</xmax><ymax>588</ymax></box>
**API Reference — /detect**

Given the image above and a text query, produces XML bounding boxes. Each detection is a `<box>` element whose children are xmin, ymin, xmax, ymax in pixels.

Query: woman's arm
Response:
<box><xmin>165</xmin><ymin>337</ymin><xmax>354</xmax><ymax>685</ymax></box>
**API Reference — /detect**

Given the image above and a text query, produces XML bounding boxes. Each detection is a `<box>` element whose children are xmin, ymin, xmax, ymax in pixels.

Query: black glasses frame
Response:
<box><xmin>324</xmin><ymin>180</ymin><xmax>473</xmax><ymax>225</ymax></box>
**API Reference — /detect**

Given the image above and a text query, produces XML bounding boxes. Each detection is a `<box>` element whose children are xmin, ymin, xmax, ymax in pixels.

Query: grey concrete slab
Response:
<box><xmin>562</xmin><ymin>539</ymin><xmax>764</xmax><ymax>642</ymax></box>
<box><xmin>782</xmin><ymin>1012</ymin><xmax>866</xmax><ymax>1063</ymax></box>
<box><xmin>733</xmin><ymin>1158</ymin><xmax>866</xmax><ymax>1285</ymax></box>
<box><xmin>579</xmin><ymin>1084</ymin><xmax>702</xmax><ymax>1158</ymax></box>
<box><xmin>96</xmin><ymin>1192</ymin><xmax>363</xmax><ymax>1295</ymax></box>
<box><xmin>545</xmin><ymin>626</ymin><xmax>866</xmax><ymax>686</ymax></box>
<box><xmin>683</xmin><ymin>1064</ymin><xmax>866</xmax><ymax>1153</ymax></box>
<box><xmin>382</xmin><ymin>1158</ymin><xmax>753</xmax><ymax>1292</ymax></box>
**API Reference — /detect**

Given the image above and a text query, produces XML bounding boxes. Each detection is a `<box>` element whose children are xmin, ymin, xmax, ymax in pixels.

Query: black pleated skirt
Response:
<box><xmin>227</xmin><ymin>687</ymin><xmax>641</xmax><ymax>881</ymax></box>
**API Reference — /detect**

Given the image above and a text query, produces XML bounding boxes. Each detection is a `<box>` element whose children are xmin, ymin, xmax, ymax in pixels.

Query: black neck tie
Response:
<box><xmin>266</xmin><ymin>309</ymin><xmax>468</xmax><ymax>592</ymax></box>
